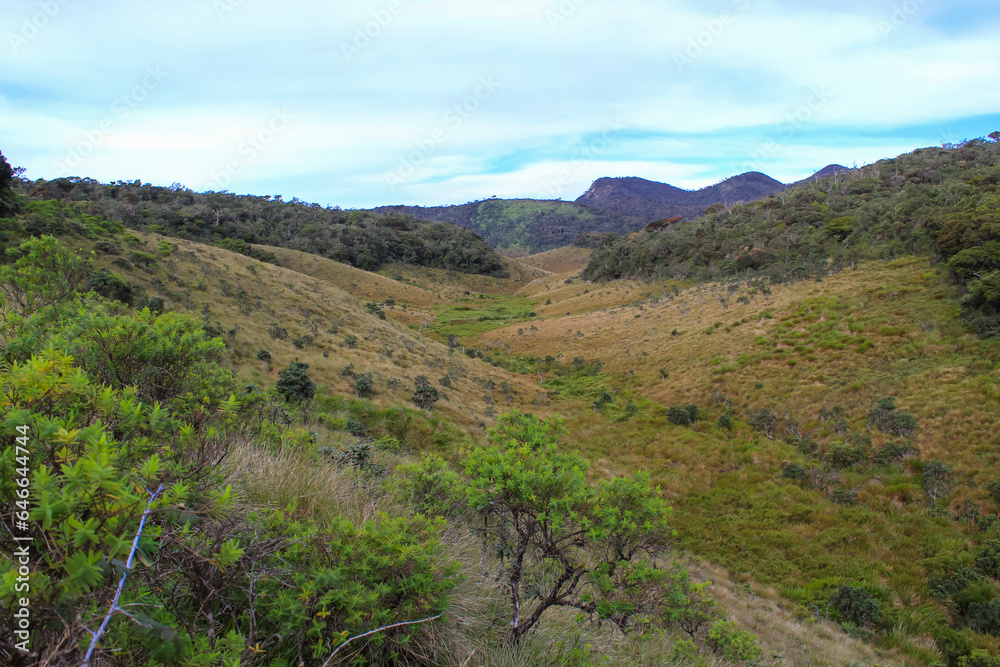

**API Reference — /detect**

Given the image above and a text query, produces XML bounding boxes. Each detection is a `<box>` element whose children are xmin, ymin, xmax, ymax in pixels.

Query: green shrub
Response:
<box><xmin>256</xmin><ymin>349</ymin><xmax>271</xmax><ymax>362</ymax></box>
<box><xmin>717</xmin><ymin>411</ymin><xmax>733</xmax><ymax>430</ymax></box>
<box><xmin>924</xmin><ymin>459</ymin><xmax>953</xmax><ymax>502</ymax></box>
<box><xmin>977</xmin><ymin>540</ymin><xmax>1000</xmax><ymax>578</ymax></box>
<box><xmin>868</xmin><ymin>397</ymin><xmax>918</xmax><ymax>437</ymax></box>
<box><xmin>354</xmin><ymin>372</ymin><xmax>374</xmax><ymax>398</ymax></box>
<box><xmin>780</xmin><ymin>463</ymin><xmax>808</xmax><ymax>481</ymax></box>
<box><xmin>666</xmin><ymin>405</ymin><xmax>693</xmax><ymax>426</ymax></box>
<box><xmin>874</xmin><ymin>441</ymin><xmax>918</xmax><ymax>466</ymax></box>
<box><xmin>276</xmin><ymin>361</ymin><xmax>316</xmax><ymax>402</ymax></box>
<box><xmin>968</xmin><ymin>599</ymin><xmax>1000</xmax><ymax>636</ymax></box>
<box><xmin>959</xmin><ymin>649</ymin><xmax>1000</xmax><ymax>667</ymax></box>
<box><xmin>707</xmin><ymin>619</ymin><xmax>762</xmax><ymax>661</ymax></box>
<box><xmin>936</xmin><ymin>626</ymin><xmax>975</xmax><ymax>667</ymax></box>
<box><xmin>830</xmin><ymin>488</ymin><xmax>858</xmax><ymax>505</ymax></box>
<box><xmin>344</xmin><ymin>334</ymin><xmax>357</xmax><ymax>349</ymax></box>
<box><xmin>365</xmin><ymin>301</ymin><xmax>387</xmax><ymax>319</ymax></box>
<box><xmin>413</xmin><ymin>376</ymin><xmax>440</xmax><ymax>411</ymax></box>
<box><xmin>392</xmin><ymin>455</ymin><xmax>468</xmax><ymax>518</ymax></box>
<box><xmin>267</xmin><ymin>323</ymin><xmax>288</xmax><ymax>340</ymax></box>
<box><xmin>831</xmin><ymin>585</ymin><xmax>881</xmax><ymax>627</ymax></box>
<box><xmin>826</xmin><ymin>441</ymin><xmax>866</xmax><ymax>469</ymax></box>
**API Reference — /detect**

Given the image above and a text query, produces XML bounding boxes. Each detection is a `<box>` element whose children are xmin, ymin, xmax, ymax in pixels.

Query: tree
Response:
<box><xmin>464</xmin><ymin>411</ymin><xmax>674</xmax><ymax>644</ymax></box>
<box><xmin>276</xmin><ymin>361</ymin><xmax>316</xmax><ymax>402</ymax></box>
<box><xmin>412</xmin><ymin>375</ymin><xmax>439</xmax><ymax>411</ymax></box>
<box><xmin>923</xmin><ymin>459</ymin><xmax>952</xmax><ymax>502</ymax></box>
<box><xmin>0</xmin><ymin>149</ymin><xmax>20</xmax><ymax>217</ymax></box>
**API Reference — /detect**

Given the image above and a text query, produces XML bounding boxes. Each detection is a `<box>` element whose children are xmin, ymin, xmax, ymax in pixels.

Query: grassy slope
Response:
<box><xmin>468</xmin><ymin>254</ymin><xmax>1000</xmax><ymax>665</ymax></box>
<box><xmin>520</xmin><ymin>246</ymin><xmax>593</xmax><ymax>274</ymax></box>
<box><xmin>73</xmin><ymin>232</ymin><xmax>542</xmax><ymax>431</ymax></box>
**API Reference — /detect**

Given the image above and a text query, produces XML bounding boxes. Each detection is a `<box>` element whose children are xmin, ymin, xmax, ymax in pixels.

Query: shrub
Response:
<box><xmin>345</xmin><ymin>418</ymin><xmax>366</xmax><ymax>437</ymax></box>
<box><xmin>780</xmin><ymin>463</ymin><xmax>808</xmax><ymax>481</ymax></box>
<box><xmin>959</xmin><ymin>650</ymin><xmax>1000</xmax><ymax>667</ymax></box>
<box><xmin>413</xmin><ymin>376</ymin><xmax>440</xmax><ymax>411</ymax></box>
<box><xmin>874</xmin><ymin>441</ymin><xmax>918</xmax><ymax>466</ymax></box>
<box><xmin>256</xmin><ymin>349</ymin><xmax>271</xmax><ymax>362</ymax></box>
<box><xmin>868</xmin><ymin>397</ymin><xmax>918</xmax><ymax>437</ymax></box>
<box><xmin>354</xmin><ymin>372</ymin><xmax>374</xmax><ymax>398</ymax></box>
<box><xmin>831</xmin><ymin>585</ymin><xmax>881</xmax><ymax>627</ymax></box>
<box><xmin>977</xmin><ymin>540</ymin><xmax>1000</xmax><ymax>578</ymax></box>
<box><xmin>344</xmin><ymin>334</ymin><xmax>357</xmax><ymax>349</ymax></box>
<box><xmin>276</xmin><ymin>362</ymin><xmax>316</xmax><ymax>402</ymax></box>
<box><xmin>923</xmin><ymin>459</ymin><xmax>952</xmax><ymax>502</ymax></box>
<box><xmin>439</xmin><ymin>375</ymin><xmax>451</xmax><ymax>388</ymax></box>
<box><xmin>747</xmin><ymin>407</ymin><xmax>776</xmax><ymax>437</ymax></box>
<box><xmin>268</xmin><ymin>323</ymin><xmax>288</xmax><ymax>340</ymax></box>
<box><xmin>291</xmin><ymin>335</ymin><xmax>313</xmax><ymax>349</ymax></box>
<box><xmin>826</xmin><ymin>441</ymin><xmax>866</xmax><ymax>469</ymax></box>
<box><xmin>146</xmin><ymin>296</ymin><xmax>164</xmax><ymax>314</ymax></box>
<box><xmin>365</xmin><ymin>301</ymin><xmax>387</xmax><ymax>319</ymax></box>
<box><xmin>830</xmin><ymin>488</ymin><xmax>858</xmax><ymax>505</ymax></box>
<box><xmin>717</xmin><ymin>411</ymin><xmax>733</xmax><ymax>430</ymax></box>
<box><xmin>987</xmin><ymin>480</ymin><xmax>1000</xmax><ymax>506</ymax></box>
<box><xmin>936</xmin><ymin>626</ymin><xmax>975</xmax><ymax>667</ymax></box>
<box><xmin>707</xmin><ymin>619</ymin><xmax>762</xmax><ymax>661</ymax></box>
<box><xmin>968</xmin><ymin>599</ymin><xmax>1000</xmax><ymax>636</ymax></box>
<box><xmin>392</xmin><ymin>455</ymin><xmax>468</xmax><ymax>518</ymax></box>
<box><xmin>666</xmin><ymin>405</ymin><xmax>693</xmax><ymax>426</ymax></box>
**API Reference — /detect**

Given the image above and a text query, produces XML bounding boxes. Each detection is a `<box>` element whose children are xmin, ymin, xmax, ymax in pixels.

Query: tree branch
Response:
<box><xmin>320</xmin><ymin>613</ymin><xmax>442</xmax><ymax>667</ymax></box>
<box><xmin>81</xmin><ymin>483</ymin><xmax>164</xmax><ymax>667</ymax></box>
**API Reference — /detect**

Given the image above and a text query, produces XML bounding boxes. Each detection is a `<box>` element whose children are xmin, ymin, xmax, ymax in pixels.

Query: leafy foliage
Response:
<box><xmin>831</xmin><ymin>585</ymin><xmax>882</xmax><ymax>628</ymax></box>
<box><xmin>276</xmin><ymin>361</ymin><xmax>316</xmax><ymax>403</ymax></box>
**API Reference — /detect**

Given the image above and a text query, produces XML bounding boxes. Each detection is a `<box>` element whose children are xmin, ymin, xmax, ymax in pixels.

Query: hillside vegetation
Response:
<box><xmin>11</xmin><ymin>176</ymin><xmax>508</xmax><ymax>276</ymax></box>
<box><xmin>4</xmin><ymin>139</ymin><xmax>1000</xmax><ymax>667</ymax></box>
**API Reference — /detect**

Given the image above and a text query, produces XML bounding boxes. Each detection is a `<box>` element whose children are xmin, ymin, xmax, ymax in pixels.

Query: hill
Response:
<box><xmin>11</xmin><ymin>177</ymin><xmax>510</xmax><ymax>277</ymax></box>
<box><xmin>575</xmin><ymin>166</ymin><xmax>849</xmax><ymax>222</ymax></box>
<box><xmin>373</xmin><ymin>167</ymin><xmax>849</xmax><ymax>256</ymax></box>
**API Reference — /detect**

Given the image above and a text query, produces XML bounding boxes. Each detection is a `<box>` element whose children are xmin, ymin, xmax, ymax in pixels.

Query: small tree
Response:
<box><xmin>354</xmin><ymin>372</ymin><xmax>374</xmax><ymax>398</ymax></box>
<box><xmin>465</xmin><ymin>411</ymin><xmax>673</xmax><ymax>644</ymax></box>
<box><xmin>276</xmin><ymin>361</ymin><xmax>315</xmax><ymax>402</ymax></box>
<box><xmin>831</xmin><ymin>585</ymin><xmax>881</xmax><ymax>627</ymax></box>
<box><xmin>923</xmin><ymin>459</ymin><xmax>952</xmax><ymax>502</ymax></box>
<box><xmin>413</xmin><ymin>375</ymin><xmax>439</xmax><ymax>411</ymax></box>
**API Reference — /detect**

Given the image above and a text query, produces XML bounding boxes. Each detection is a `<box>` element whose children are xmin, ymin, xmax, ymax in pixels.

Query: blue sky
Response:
<box><xmin>2</xmin><ymin>0</ymin><xmax>999</xmax><ymax>208</ymax></box>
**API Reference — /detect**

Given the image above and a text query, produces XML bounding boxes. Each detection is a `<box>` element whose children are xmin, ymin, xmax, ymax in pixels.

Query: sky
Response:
<box><xmin>2</xmin><ymin>0</ymin><xmax>999</xmax><ymax>208</ymax></box>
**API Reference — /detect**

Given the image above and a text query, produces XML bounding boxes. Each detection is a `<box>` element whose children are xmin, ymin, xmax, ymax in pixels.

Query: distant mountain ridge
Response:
<box><xmin>373</xmin><ymin>165</ymin><xmax>850</xmax><ymax>254</ymax></box>
<box><xmin>574</xmin><ymin>167</ymin><xmax>849</xmax><ymax>222</ymax></box>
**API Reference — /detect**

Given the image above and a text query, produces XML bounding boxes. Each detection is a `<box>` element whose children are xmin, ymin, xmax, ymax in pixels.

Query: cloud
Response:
<box><xmin>2</xmin><ymin>0</ymin><xmax>998</xmax><ymax>208</ymax></box>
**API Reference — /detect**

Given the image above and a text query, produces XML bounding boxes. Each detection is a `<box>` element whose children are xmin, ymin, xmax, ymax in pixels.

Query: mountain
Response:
<box><xmin>374</xmin><ymin>166</ymin><xmax>849</xmax><ymax>255</ymax></box>
<box><xmin>575</xmin><ymin>166</ymin><xmax>849</xmax><ymax>222</ymax></box>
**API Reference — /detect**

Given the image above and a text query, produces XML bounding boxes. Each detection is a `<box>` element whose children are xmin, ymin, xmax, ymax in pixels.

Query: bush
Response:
<box><xmin>868</xmin><ymin>397</ymin><xmax>918</xmax><ymax>437</ymax></box>
<box><xmin>291</xmin><ymin>335</ymin><xmax>313</xmax><ymax>349</ymax></box>
<box><xmin>392</xmin><ymin>455</ymin><xmax>468</xmax><ymax>518</ymax></box>
<box><xmin>365</xmin><ymin>301</ymin><xmax>387</xmax><ymax>319</ymax></box>
<box><xmin>438</xmin><ymin>375</ymin><xmax>451</xmax><ymax>388</ymax></box>
<box><xmin>345</xmin><ymin>418</ymin><xmax>367</xmax><ymax>437</ymax></box>
<box><xmin>936</xmin><ymin>626</ymin><xmax>975</xmax><ymax>667</ymax></box>
<box><xmin>707</xmin><ymin>619</ymin><xmax>762</xmax><ymax>661</ymax></box>
<box><xmin>256</xmin><ymin>349</ymin><xmax>271</xmax><ymax>362</ymax></box>
<box><xmin>354</xmin><ymin>372</ymin><xmax>374</xmax><ymax>398</ymax></box>
<box><xmin>344</xmin><ymin>334</ymin><xmax>357</xmax><ymax>349</ymax></box>
<box><xmin>959</xmin><ymin>650</ymin><xmax>1000</xmax><ymax>667</ymax></box>
<box><xmin>268</xmin><ymin>323</ymin><xmax>288</xmax><ymax>340</ymax></box>
<box><xmin>413</xmin><ymin>376</ymin><xmax>440</xmax><ymax>411</ymax></box>
<box><xmin>830</xmin><ymin>488</ymin><xmax>858</xmax><ymax>505</ymax></box>
<box><xmin>968</xmin><ymin>599</ymin><xmax>1000</xmax><ymax>636</ymax></box>
<box><xmin>874</xmin><ymin>441</ymin><xmax>918</xmax><ymax>466</ymax></box>
<box><xmin>831</xmin><ymin>585</ymin><xmax>881</xmax><ymax>627</ymax></box>
<box><xmin>276</xmin><ymin>361</ymin><xmax>316</xmax><ymax>402</ymax></box>
<box><xmin>747</xmin><ymin>407</ymin><xmax>777</xmax><ymax>437</ymax></box>
<box><xmin>717</xmin><ymin>411</ymin><xmax>733</xmax><ymax>430</ymax></box>
<box><xmin>826</xmin><ymin>441</ymin><xmax>866</xmax><ymax>469</ymax></box>
<box><xmin>780</xmin><ymin>463</ymin><xmax>808</xmax><ymax>481</ymax></box>
<box><xmin>666</xmin><ymin>405</ymin><xmax>693</xmax><ymax>426</ymax></box>
<box><xmin>977</xmin><ymin>540</ymin><xmax>1000</xmax><ymax>578</ymax></box>
<box><xmin>924</xmin><ymin>459</ymin><xmax>952</xmax><ymax>502</ymax></box>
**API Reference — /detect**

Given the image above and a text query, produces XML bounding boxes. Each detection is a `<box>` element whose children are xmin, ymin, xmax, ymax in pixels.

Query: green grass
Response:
<box><xmin>426</xmin><ymin>294</ymin><xmax>539</xmax><ymax>341</ymax></box>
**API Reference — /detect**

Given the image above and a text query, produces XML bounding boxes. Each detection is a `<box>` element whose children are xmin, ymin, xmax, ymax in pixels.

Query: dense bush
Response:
<box><xmin>412</xmin><ymin>375</ymin><xmax>440</xmax><ymax>411</ymax></box>
<box><xmin>831</xmin><ymin>585</ymin><xmax>882</xmax><ymax>627</ymax></box>
<box><xmin>868</xmin><ymin>397</ymin><xmax>918</xmax><ymax>437</ymax></box>
<box><xmin>276</xmin><ymin>361</ymin><xmax>316</xmax><ymax>402</ymax></box>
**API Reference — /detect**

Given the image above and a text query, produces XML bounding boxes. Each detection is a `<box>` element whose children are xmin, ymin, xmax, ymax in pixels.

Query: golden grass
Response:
<box><xmin>81</xmin><ymin>231</ymin><xmax>542</xmax><ymax>430</ymax></box>
<box><xmin>519</xmin><ymin>246</ymin><xmax>593</xmax><ymax>275</ymax></box>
